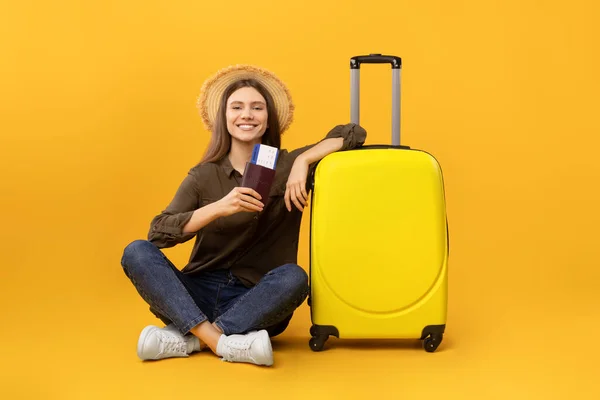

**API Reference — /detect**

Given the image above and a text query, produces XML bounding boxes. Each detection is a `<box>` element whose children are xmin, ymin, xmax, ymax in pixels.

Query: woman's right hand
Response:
<box><xmin>216</xmin><ymin>187</ymin><xmax>264</xmax><ymax>217</ymax></box>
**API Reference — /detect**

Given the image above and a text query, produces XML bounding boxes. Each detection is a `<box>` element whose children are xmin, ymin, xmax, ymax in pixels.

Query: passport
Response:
<box><xmin>241</xmin><ymin>144</ymin><xmax>279</xmax><ymax>205</ymax></box>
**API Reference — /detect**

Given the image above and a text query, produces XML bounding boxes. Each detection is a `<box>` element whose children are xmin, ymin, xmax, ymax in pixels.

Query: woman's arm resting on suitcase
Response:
<box><xmin>284</xmin><ymin>123</ymin><xmax>367</xmax><ymax>212</ymax></box>
<box><xmin>284</xmin><ymin>137</ymin><xmax>344</xmax><ymax>212</ymax></box>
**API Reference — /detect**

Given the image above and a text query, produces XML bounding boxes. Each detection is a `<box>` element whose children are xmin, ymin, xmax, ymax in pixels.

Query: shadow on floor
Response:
<box><xmin>271</xmin><ymin>335</ymin><xmax>454</xmax><ymax>353</ymax></box>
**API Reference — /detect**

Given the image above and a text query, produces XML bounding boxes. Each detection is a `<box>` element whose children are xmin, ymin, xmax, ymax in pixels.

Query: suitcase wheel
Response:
<box><xmin>423</xmin><ymin>333</ymin><xmax>443</xmax><ymax>352</ymax></box>
<box><xmin>309</xmin><ymin>335</ymin><xmax>328</xmax><ymax>352</ymax></box>
<box><xmin>308</xmin><ymin>324</ymin><xmax>339</xmax><ymax>352</ymax></box>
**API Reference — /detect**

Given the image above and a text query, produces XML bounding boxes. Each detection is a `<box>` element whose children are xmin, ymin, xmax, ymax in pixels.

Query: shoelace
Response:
<box><xmin>223</xmin><ymin>338</ymin><xmax>252</xmax><ymax>362</ymax></box>
<box><xmin>158</xmin><ymin>332</ymin><xmax>187</xmax><ymax>356</ymax></box>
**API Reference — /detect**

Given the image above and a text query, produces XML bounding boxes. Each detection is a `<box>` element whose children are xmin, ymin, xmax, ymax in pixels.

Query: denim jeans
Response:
<box><xmin>120</xmin><ymin>240</ymin><xmax>309</xmax><ymax>337</ymax></box>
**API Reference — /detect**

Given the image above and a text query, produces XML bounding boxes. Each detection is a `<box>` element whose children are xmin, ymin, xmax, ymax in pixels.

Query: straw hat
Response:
<box><xmin>196</xmin><ymin>64</ymin><xmax>295</xmax><ymax>133</ymax></box>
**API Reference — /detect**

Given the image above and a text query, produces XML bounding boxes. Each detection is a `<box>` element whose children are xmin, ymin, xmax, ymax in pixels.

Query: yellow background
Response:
<box><xmin>1</xmin><ymin>0</ymin><xmax>599</xmax><ymax>398</ymax></box>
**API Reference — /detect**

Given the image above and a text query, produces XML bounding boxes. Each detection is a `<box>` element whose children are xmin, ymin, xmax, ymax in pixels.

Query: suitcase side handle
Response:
<box><xmin>350</xmin><ymin>54</ymin><xmax>402</xmax><ymax>146</ymax></box>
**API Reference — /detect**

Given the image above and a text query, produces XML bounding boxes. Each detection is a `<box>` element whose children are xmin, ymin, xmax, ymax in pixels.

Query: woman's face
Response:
<box><xmin>226</xmin><ymin>86</ymin><xmax>268</xmax><ymax>145</ymax></box>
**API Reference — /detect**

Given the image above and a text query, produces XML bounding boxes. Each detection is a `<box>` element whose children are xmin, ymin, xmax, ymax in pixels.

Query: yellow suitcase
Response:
<box><xmin>308</xmin><ymin>55</ymin><xmax>449</xmax><ymax>352</ymax></box>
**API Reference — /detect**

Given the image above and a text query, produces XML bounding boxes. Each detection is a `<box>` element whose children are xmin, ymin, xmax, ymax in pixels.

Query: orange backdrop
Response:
<box><xmin>1</xmin><ymin>0</ymin><xmax>599</xmax><ymax>398</ymax></box>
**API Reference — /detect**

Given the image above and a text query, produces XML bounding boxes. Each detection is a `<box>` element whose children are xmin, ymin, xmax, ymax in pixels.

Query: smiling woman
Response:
<box><xmin>119</xmin><ymin>64</ymin><xmax>367</xmax><ymax>367</ymax></box>
<box><xmin>226</xmin><ymin>91</ymin><xmax>268</xmax><ymax>144</ymax></box>
<box><xmin>202</xmin><ymin>78</ymin><xmax>282</xmax><ymax>170</ymax></box>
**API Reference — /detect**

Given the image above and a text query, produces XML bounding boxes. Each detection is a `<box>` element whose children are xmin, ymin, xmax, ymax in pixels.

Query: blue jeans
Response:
<box><xmin>120</xmin><ymin>240</ymin><xmax>309</xmax><ymax>337</ymax></box>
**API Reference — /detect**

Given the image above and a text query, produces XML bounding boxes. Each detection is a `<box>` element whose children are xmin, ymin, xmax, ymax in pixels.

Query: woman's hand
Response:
<box><xmin>285</xmin><ymin>156</ymin><xmax>309</xmax><ymax>212</ymax></box>
<box><xmin>216</xmin><ymin>187</ymin><xmax>264</xmax><ymax>217</ymax></box>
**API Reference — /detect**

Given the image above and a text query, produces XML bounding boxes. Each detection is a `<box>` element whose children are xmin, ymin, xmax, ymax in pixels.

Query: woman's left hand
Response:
<box><xmin>285</xmin><ymin>156</ymin><xmax>309</xmax><ymax>212</ymax></box>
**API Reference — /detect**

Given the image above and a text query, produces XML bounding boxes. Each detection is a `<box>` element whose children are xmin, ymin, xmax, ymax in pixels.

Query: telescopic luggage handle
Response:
<box><xmin>350</xmin><ymin>54</ymin><xmax>402</xmax><ymax>146</ymax></box>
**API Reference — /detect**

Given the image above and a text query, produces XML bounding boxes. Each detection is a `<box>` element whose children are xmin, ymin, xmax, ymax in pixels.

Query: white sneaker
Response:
<box><xmin>216</xmin><ymin>330</ymin><xmax>273</xmax><ymax>366</ymax></box>
<box><xmin>137</xmin><ymin>325</ymin><xmax>201</xmax><ymax>360</ymax></box>
<box><xmin>165</xmin><ymin>324</ymin><xmax>204</xmax><ymax>352</ymax></box>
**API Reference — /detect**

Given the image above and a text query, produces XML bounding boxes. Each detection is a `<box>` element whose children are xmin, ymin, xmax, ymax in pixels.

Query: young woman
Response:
<box><xmin>120</xmin><ymin>64</ymin><xmax>366</xmax><ymax>366</ymax></box>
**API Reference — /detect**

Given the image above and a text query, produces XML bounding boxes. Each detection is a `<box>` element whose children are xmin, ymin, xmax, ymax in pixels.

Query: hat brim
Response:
<box><xmin>196</xmin><ymin>64</ymin><xmax>294</xmax><ymax>134</ymax></box>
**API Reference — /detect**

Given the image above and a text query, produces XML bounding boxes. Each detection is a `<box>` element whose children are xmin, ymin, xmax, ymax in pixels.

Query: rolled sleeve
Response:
<box><xmin>323</xmin><ymin>123</ymin><xmax>367</xmax><ymax>151</ymax></box>
<box><xmin>280</xmin><ymin>123</ymin><xmax>367</xmax><ymax>171</ymax></box>
<box><xmin>148</xmin><ymin>172</ymin><xmax>200</xmax><ymax>248</ymax></box>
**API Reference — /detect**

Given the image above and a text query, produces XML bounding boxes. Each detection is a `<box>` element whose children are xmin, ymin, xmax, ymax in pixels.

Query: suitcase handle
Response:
<box><xmin>350</xmin><ymin>54</ymin><xmax>402</xmax><ymax>146</ymax></box>
<box><xmin>350</xmin><ymin>54</ymin><xmax>401</xmax><ymax>69</ymax></box>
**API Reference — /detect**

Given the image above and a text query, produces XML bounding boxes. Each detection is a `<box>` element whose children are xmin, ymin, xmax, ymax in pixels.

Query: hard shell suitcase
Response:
<box><xmin>308</xmin><ymin>54</ymin><xmax>449</xmax><ymax>352</ymax></box>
